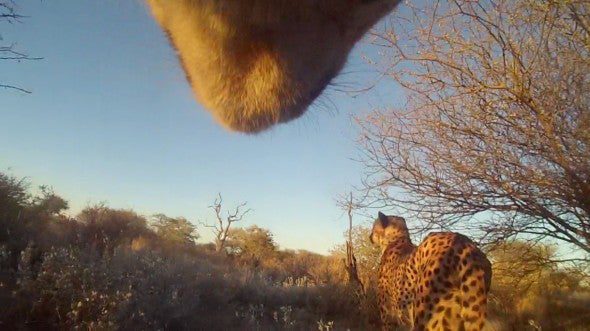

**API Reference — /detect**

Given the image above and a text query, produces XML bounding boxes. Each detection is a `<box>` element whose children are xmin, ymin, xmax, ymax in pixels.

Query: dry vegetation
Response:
<box><xmin>360</xmin><ymin>0</ymin><xmax>589</xmax><ymax>252</ymax></box>
<box><xmin>0</xmin><ymin>173</ymin><xmax>360</xmax><ymax>330</ymax></box>
<box><xmin>353</xmin><ymin>1</ymin><xmax>590</xmax><ymax>328</ymax></box>
<box><xmin>1</xmin><ymin>172</ymin><xmax>589</xmax><ymax>330</ymax></box>
<box><xmin>2</xmin><ymin>0</ymin><xmax>589</xmax><ymax>329</ymax></box>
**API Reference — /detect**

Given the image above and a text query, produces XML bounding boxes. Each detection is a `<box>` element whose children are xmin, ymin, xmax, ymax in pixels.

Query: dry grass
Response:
<box><xmin>0</xmin><ymin>173</ymin><xmax>588</xmax><ymax>330</ymax></box>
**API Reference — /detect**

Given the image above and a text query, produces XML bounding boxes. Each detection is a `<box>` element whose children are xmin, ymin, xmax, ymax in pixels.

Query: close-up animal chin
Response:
<box><xmin>146</xmin><ymin>0</ymin><xmax>402</xmax><ymax>133</ymax></box>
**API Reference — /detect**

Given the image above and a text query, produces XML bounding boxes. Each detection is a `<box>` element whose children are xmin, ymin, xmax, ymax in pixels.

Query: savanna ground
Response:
<box><xmin>0</xmin><ymin>172</ymin><xmax>588</xmax><ymax>330</ymax></box>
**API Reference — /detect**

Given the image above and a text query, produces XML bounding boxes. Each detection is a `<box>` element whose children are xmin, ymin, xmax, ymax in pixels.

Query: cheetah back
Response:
<box><xmin>378</xmin><ymin>232</ymin><xmax>492</xmax><ymax>331</ymax></box>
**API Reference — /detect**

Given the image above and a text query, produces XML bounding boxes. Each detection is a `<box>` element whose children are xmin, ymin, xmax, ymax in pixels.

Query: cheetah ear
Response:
<box><xmin>398</xmin><ymin>217</ymin><xmax>408</xmax><ymax>227</ymax></box>
<box><xmin>378</xmin><ymin>212</ymin><xmax>389</xmax><ymax>226</ymax></box>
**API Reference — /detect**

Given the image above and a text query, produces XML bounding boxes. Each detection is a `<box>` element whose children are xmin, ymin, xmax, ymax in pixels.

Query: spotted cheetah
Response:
<box><xmin>370</xmin><ymin>212</ymin><xmax>492</xmax><ymax>331</ymax></box>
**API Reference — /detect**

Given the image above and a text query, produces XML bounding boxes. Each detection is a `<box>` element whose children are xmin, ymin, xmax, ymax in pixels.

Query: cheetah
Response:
<box><xmin>370</xmin><ymin>212</ymin><xmax>492</xmax><ymax>331</ymax></box>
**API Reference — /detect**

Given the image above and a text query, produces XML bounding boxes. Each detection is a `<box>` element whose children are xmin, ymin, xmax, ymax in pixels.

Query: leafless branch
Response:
<box><xmin>202</xmin><ymin>193</ymin><xmax>251</xmax><ymax>252</ymax></box>
<box><xmin>1</xmin><ymin>1</ymin><xmax>40</xmax><ymax>94</ymax></box>
<box><xmin>0</xmin><ymin>83</ymin><xmax>30</xmax><ymax>93</ymax></box>
<box><xmin>356</xmin><ymin>0</ymin><xmax>590</xmax><ymax>258</ymax></box>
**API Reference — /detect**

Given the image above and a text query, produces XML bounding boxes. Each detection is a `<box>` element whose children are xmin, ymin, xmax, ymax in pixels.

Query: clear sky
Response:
<box><xmin>1</xmin><ymin>0</ymin><xmax>403</xmax><ymax>254</ymax></box>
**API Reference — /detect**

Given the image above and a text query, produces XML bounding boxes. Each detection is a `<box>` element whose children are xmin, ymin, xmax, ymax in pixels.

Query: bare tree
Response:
<box><xmin>358</xmin><ymin>0</ymin><xmax>590</xmax><ymax>257</ymax></box>
<box><xmin>335</xmin><ymin>191</ymin><xmax>374</xmax><ymax>311</ymax></box>
<box><xmin>336</xmin><ymin>192</ymin><xmax>364</xmax><ymax>288</ymax></box>
<box><xmin>200</xmin><ymin>193</ymin><xmax>251</xmax><ymax>253</ymax></box>
<box><xmin>1</xmin><ymin>0</ymin><xmax>41</xmax><ymax>93</ymax></box>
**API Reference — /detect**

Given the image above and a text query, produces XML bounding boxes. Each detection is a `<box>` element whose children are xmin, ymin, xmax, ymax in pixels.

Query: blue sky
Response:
<box><xmin>1</xmin><ymin>0</ymin><xmax>403</xmax><ymax>254</ymax></box>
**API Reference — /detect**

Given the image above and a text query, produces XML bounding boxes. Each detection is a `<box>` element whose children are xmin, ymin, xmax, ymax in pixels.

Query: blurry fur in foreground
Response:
<box><xmin>146</xmin><ymin>0</ymin><xmax>401</xmax><ymax>133</ymax></box>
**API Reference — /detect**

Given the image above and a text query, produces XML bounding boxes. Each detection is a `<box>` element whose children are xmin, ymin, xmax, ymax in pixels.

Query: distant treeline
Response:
<box><xmin>0</xmin><ymin>172</ymin><xmax>589</xmax><ymax>330</ymax></box>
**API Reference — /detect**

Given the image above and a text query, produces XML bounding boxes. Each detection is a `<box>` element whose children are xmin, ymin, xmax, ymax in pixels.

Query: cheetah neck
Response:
<box><xmin>382</xmin><ymin>237</ymin><xmax>416</xmax><ymax>258</ymax></box>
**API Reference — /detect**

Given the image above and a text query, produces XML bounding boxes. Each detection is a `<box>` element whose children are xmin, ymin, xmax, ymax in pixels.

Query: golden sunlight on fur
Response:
<box><xmin>371</xmin><ymin>212</ymin><xmax>492</xmax><ymax>330</ymax></box>
<box><xmin>146</xmin><ymin>0</ymin><xmax>402</xmax><ymax>133</ymax></box>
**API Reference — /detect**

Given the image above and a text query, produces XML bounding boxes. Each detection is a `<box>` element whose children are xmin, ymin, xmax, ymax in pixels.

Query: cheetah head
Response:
<box><xmin>147</xmin><ymin>0</ymin><xmax>402</xmax><ymax>133</ymax></box>
<box><xmin>370</xmin><ymin>212</ymin><xmax>410</xmax><ymax>250</ymax></box>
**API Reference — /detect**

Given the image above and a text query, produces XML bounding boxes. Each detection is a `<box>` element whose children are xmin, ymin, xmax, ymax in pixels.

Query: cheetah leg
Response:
<box><xmin>380</xmin><ymin>310</ymin><xmax>391</xmax><ymax>331</ymax></box>
<box><xmin>460</xmin><ymin>268</ymin><xmax>488</xmax><ymax>331</ymax></box>
<box><xmin>380</xmin><ymin>308</ymin><xmax>405</xmax><ymax>331</ymax></box>
<box><xmin>378</xmin><ymin>293</ymin><xmax>399</xmax><ymax>331</ymax></box>
<box><xmin>412</xmin><ymin>287</ymin><xmax>461</xmax><ymax>331</ymax></box>
<box><xmin>379</xmin><ymin>312</ymin><xmax>400</xmax><ymax>331</ymax></box>
<box><xmin>413</xmin><ymin>287</ymin><xmax>463</xmax><ymax>331</ymax></box>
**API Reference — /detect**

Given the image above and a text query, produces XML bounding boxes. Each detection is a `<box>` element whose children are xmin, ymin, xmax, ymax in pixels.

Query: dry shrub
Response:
<box><xmin>1</xmin><ymin>172</ymin><xmax>588</xmax><ymax>330</ymax></box>
<box><xmin>2</xmin><ymin>242</ymin><xmax>367</xmax><ymax>330</ymax></box>
<box><xmin>487</xmin><ymin>242</ymin><xmax>590</xmax><ymax>330</ymax></box>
